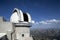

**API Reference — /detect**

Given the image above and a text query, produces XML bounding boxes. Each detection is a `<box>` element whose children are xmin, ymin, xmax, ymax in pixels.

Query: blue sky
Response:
<box><xmin>0</xmin><ymin>0</ymin><xmax>60</xmax><ymax>29</ymax></box>
<box><xmin>0</xmin><ymin>0</ymin><xmax>60</xmax><ymax>21</ymax></box>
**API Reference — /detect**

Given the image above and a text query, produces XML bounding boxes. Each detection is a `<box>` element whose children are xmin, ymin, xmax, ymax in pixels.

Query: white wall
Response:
<box><xmin>15</xmin><ymin>27</ymin><xmax>30</xmax><ymax>39</ymax></box>
<box><xmin>0</xmin><ymin>22</ymin><xmax>14</xmax><ymax>33</ymax></box>
<box><xmin>0</xmin><ymin>17</ymin><xmax>15</xmax><ymax>40</ymax></box>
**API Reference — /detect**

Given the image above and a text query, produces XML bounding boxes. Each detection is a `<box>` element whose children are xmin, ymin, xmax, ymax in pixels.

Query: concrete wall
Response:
<box><xmin>0</xmin><ymin>17</ymin><xmax>15</xmax><ymax>40</ymax></box>
<box><xmin>0</xmin><ymin>17</ymin><xmax>4</xmax><ymax>22</ymax></box>
<box><xmin>15</xmin><ymin>27</ymin><xmax>30</xmax><ymax>39</ymax></box>
<box><xmin>15</xmin><ymin>27</ymin><xmax>33</xmax><ymax>40</ymax></box>
<box><xmin>0</xmin><ymin>19</ymin><xmax>14</xmax><ymax>33</ymax></box>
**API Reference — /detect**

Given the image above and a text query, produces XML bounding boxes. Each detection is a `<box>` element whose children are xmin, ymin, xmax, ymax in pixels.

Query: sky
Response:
<box><xmin>0</xmin><ymin>0</ymin><xmax>60</xmax><ymax>29</ymax></box>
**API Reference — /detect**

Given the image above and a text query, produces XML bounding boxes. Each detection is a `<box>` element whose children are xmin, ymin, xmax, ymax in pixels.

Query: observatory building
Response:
<box><xmin>0</xmin><ymin>8</ymin><xmax>33</xmax><ymax>40</ymax></box>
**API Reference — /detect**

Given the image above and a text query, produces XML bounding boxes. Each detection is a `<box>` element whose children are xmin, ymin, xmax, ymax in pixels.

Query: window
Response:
<box><xmin>22</xmin><ymin>34</ymin><xmax>24</xmax><ymax>37</ymax></box>
<box><xmin>23</xmin><ymin>13</ymin><xmax>28</xmax><ymax>22</ymax></box>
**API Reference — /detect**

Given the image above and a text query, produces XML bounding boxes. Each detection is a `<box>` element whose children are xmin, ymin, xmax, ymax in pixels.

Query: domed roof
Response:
<box><xmin>10</xmin><ymin>8</ymin><xmax>31</xmax><ymax>23</ymax></box>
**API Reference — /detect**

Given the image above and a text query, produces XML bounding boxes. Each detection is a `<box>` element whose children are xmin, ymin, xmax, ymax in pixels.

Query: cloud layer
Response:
<box><xmin>32</xmin><ymin>19</ymin><xmax>60</xmax><ymax>24</ymax></box>
<box><xmin>31</xmin><ymin>19</ymin><xmax>60</xmax><ymax>29</ymax></box>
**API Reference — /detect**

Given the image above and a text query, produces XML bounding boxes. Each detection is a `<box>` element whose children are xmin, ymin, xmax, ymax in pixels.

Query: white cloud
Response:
<box><xmin>31</xmin><ymin>20</ymin><xmax>35</xmax><ymax>24</ymax></box>
<box><xmin>39</xmin><ymin>19</ymin><xmax>60</xmax><ymax>24</ymax></box>
<box><xmin>35</xmin><ymin>22</ymin><xmax>39</xmax><ymax>24</ymax></box>
<box><xmin>31</xmin><ymin>19</ymin><xmax>60</xmax><ymax>25</ymax></box>
<box><xmin>46</xmin><ymin>19</ymin><xmax>60</xmax><ymax>23</ymax></box>
<box><xmin>39</xmin><ymin>21</ymin><xmax>48</xmax><ymax>24</ymax></box>
<box><xmin>31</xmin><ymin>20</ymin><xmax>40</xmax><ymax>24</ymax></box>
<box><xmin>32</xmin><ymin>19</ymin><xmax>60</xmax><ymax>29</ymax></box>
<box><xmin>31</xmin><ymin>19</ymin><xmax>60</xmax><ymax>29</ymax></box>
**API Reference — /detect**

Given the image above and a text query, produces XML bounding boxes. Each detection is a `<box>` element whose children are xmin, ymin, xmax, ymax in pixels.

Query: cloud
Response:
<box><xmin>35</xmin><ymin>22</ymin><xmax>39</xmax><ymax>24</ymax></box>
<box><xmin>39</xmin><ymin>21</ymin><xmax>48</xmax><ymax>24</ymax></box>
<box><xmin>46</xmin><ymin>19</ymin><xmax>60</xmax><ymax>23</ymax></box>
<box><xmin>31</xmin><ymin>20</ymin><xmax>40</xmax><ymax>25</ymax></box>
<box><xmin>31</xmin><ymin>19</ymin><xmax>60</xmax><ymax>25</ymax></box>
<box><xmin>39</xmin><ymin>19</ymin><xmax>60</xmax><ymax>24</ymax></box>
<box><xmin>31</xmin><ymin>19</ymin><xmax>60</xmax><ymax>29</ymax></box>
<box><xmin>31</xmin><ymin>20</ymin><xmax>35</xmax><ymax>24</ymax></box>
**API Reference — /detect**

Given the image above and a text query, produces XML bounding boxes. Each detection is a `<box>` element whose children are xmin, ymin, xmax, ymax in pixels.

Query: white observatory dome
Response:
<box><xmin>10</xmin><ymin>8</ymin><xmax>31</xmax><ymax>23</ymax></box>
